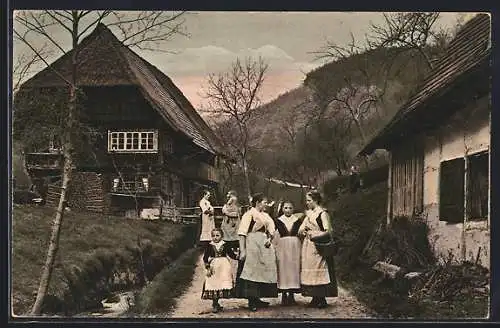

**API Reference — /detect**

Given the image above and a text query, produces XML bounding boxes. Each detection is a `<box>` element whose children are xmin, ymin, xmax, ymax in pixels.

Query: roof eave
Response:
<box><xmin>358</xmin><ymin>54</ymin><xmax>490</xmax><ymax>157</ymax></box>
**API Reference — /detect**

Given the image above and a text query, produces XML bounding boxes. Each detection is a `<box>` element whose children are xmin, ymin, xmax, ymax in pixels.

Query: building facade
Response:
<box><xmin>14</xmin><ymin>23</ymin><xmax>228</xmax><ymax>217</ymax></box>
<box><xmin>360</xmin><ymin>14</ymin><xmax>491</xmax><ymax>267</ymax></box>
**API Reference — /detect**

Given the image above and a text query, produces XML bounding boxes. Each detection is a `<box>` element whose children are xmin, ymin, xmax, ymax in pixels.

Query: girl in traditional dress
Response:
<box><xmin>202</xmin><ymin>228</ymin><xmax>238</xmax><ymax>313</ymax></box>
<box><xmin>236</xmin><ymin>193</ymin><xmax>278</xmax><ymax>311</ymax></box>
<box><xmin>221</xmin><ymin>190</ymin><xmax>241</xmax><ymax>251</ymax></box>
<box><xmin>199</xmin><ymin>190</ymin><xmax>215</xmax><ymax>248</ymax></box>
<box><xmin>274</xmin><ymin>201</ymin><xmax>304</xmax><ymax>306</ymax></box>
<box><xmin>298</xmin><ymin>190</ymin><xmax>338</xmax><ymax>308</ymax></box>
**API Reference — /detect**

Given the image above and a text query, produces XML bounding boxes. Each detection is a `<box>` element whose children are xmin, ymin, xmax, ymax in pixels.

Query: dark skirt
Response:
<box><xmin>279</xmin><ymin>288</ymin><xmax>301</xmax><ymax>293</ymax></box>
<box><xmin>238</xmin><ymin>279</ymin><xmax>278</xmax><ymax>298</ymax></box>
<box><xmin>301</xmin><ymin>256</ymin><xmax>338</xmax><ymax>297</ymax></box>
<box><xmin>201</xmin><ymin>284</ymin><xmax>234</xmax><ymax>300</ymax></box>
<box><xmin>224</xmin><ymin>240</ymin><xmax>240</xmax><ymax>250</ymax></box>
<box><xmin>234</xmin><ymin>260</ymin><xmax>278</xmax><ymax>298</ymax></box>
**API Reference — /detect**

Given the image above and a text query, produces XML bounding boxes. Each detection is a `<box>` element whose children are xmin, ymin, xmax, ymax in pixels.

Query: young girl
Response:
<box><xmin>274</xmin><ymin>201</ymin><xmax>304</xmax><ymax>305</ymax></box>
<box><xmin>202</xmin><ymin>228</ymin><xmax>238</xmax><ymax>313</ymax></box>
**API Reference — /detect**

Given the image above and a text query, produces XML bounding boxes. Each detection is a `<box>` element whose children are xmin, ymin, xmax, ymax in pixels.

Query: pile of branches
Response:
<box><xmin>364</xmin><ymin>215</ymin><xmax>435</xmax><ymax>270</ymax></box>
<box><xmin>408</xmin><ymin>260</ymin><xmax>489</xmax><ymax>303</ymax></box>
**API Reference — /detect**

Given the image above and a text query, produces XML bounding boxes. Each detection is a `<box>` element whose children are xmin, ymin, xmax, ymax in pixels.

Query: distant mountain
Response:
<box><xmin>249</xmin><ymin>86</ymin><xmax>314</xmax><ymax>148</ymax></box>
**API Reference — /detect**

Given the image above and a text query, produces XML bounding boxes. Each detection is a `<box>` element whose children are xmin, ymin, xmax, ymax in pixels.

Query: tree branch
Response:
<box><xmin>13</xmin><ymin>29</ymin><xmax>74</xmax><ymax>88</ymax></box>
<box><xmin>77</xmin><ymin>10</ymin><xmax>112</xmax><ymax>39</ymax></box>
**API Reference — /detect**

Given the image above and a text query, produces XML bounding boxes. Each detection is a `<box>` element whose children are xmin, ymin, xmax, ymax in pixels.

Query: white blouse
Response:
<box><xmin>238</xmin><ymin>207</ymin><xmax>276</xmax><ymax>237</ymax></box>
<box><xmin>199</xmin><ymin>199</ymin><xmax>213</xmax><ymax>214</ymax></box>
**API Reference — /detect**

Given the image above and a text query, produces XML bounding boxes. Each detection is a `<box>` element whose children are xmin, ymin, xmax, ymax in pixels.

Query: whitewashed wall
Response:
<box><xmin>421</xmin><ymin>96</ymin><xmax>490</xmax><ymax>267</ymax></box>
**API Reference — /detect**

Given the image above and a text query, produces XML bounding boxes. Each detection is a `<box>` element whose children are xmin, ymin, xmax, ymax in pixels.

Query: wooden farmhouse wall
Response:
<box><xmin>387</xmin><ymin>95</ymin><xmax>490</xmax><ymax>267</ymax></box>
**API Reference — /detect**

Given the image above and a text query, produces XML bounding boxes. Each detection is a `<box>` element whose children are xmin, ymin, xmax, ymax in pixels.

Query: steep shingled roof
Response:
<box><xmin>360</xmin><ymin>13</ymin><xmax>491</xmax><ymax>155</ymax></box>
<box><xmin>19</xmin><ymin>23</ymin><xmax>225</xmax><ymax>156</ymax></box>
<box><xmin>139</xmin><ymin>57</ymin><xmax>226</xmax><ymax>155</ymax></box>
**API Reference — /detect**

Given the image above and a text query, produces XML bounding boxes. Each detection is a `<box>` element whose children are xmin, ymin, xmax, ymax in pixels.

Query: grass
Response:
<box><xmin>343</xmin><ymin>268</ymin><xmax>489</xmax><ymax>319</ymax></box>
<box><xmin>326</xmin><ymin>181</ymin><xmax>489</xmax><ymax>319</ymax></box>
<box><xmin>131</xmin><ymin>248</ymin><xmax>201</xmax><ymax>316</ymax></box>
<box><xmin>11</xmin><ymin>204</ymin><xmax>187</xmax><ymax>316</ymax></box>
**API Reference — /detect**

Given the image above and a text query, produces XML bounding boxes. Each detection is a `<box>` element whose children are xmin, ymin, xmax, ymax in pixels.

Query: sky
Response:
<box><xmin>13</xmin><ymin>11</ymin><xmax>477</xmax><ymax>109</ymax></box>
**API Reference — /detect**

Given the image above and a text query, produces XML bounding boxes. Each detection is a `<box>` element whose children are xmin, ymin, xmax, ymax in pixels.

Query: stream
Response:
<box><xmin>74</xmin><ymin>290</ymin><xmax>137</xmax><ymax>318</ymax></box>
<box><xmin>73</xmin><ymin>246</ymin><xmax>199</xmax><ymax>318</ymax></box>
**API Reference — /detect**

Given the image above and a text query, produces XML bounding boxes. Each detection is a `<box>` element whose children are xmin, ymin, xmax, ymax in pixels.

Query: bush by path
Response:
<box><xmin>132</xmin><ymin>248</ymin><xmax>200</xmax><ymax>316</ymax></box>
<box><xmin>325</xmin><ymin>181</ymin><xmax>489</xmax><ymax>319</ymax></box>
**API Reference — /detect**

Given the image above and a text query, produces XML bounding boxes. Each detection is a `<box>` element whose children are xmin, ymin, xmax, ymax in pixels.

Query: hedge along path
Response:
<box><xmin>169</xmin><ymin>254</ymin><xmax>375</xmax><ymax>319</ymax></box>
<box><xmin>132</xmin><ymin>248</ymin><xmax>201</xmax><ymax>316</ymax></box>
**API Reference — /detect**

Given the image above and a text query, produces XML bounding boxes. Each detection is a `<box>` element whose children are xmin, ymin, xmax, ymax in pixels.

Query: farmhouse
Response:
<box><xmin>14</xmin><ymin>23</ymin><xmax>228</xmax><ymax>217</ymax></box>
<box><xmin>360</xmin><ymin>14</ymin><xmax>491</xmax><ymax>267</ymax></box>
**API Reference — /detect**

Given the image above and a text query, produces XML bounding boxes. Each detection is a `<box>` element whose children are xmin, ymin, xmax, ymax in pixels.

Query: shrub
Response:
<box><xmin>364</xmin><ymin>215</ymin><xmax>436</xmax><ymax>270</ymax></box>
<box><xmin>329</xmin><ymin>182</ymin><xmax>388</xmax><ymax>277</ymax></box>
<box><xmin>133</xmin><ymin>248</ymin><xmax>200</xmax><ymax>315</ymax></box>
<box><xmin>323</xmin><ymin>165</ymin><xmax>388</xmax><ymax>199</ymax></box>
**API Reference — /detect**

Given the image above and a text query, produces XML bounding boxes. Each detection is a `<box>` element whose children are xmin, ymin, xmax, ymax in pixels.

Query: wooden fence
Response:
<box><xmin>155</xmin><ymin>205</ymin><xmax>249</xmax><ymax>226</ymax></box>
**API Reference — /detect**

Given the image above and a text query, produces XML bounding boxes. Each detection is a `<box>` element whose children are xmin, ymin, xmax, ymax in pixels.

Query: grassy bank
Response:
<box><xmin>132</xmin><ymin>248</ymin><xmax>201</xmax><ymax>316</ymax></box>
<box><xmin>12</xmin><ymin>205</ymin><xmax>193</xmax><ymax>315</ymax></box>
<box><xmin>327</xmin><ymin>181</ymin><xmax>489</xmax><ymax>319</ymax></box>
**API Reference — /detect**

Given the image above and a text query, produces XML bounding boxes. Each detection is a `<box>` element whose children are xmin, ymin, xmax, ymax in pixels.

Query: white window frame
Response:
<box><xmin>108</xmin><ymin>130</ymin><xmax>158</xmax><ymax>153</ymax></box>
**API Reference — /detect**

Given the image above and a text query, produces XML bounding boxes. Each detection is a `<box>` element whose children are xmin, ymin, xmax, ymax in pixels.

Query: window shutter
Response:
<box><xmin>468</xmin><ymin>151</ymin><xmax>489</xmax><ymax>220</ymax></box>
<box><xmin>439</xmin><ymin>158</ymin><xmax>465</xmax><ymax>223</ymax></box>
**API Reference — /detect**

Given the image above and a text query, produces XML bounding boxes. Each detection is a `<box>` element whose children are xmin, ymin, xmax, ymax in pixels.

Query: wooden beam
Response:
<box><xmin>488</xmin><ymin>144</ymin><xmax>491</xmax><ymax>229</ymax></box>
<box><xmin>387</xmin><ymin>152</ymin><xmax>393</xmax><ymax>225</ymax></box>
<box><xmin>461</xmin><ymin>156</ymin><xmax>468</xmax><ymax>261</ymax></box>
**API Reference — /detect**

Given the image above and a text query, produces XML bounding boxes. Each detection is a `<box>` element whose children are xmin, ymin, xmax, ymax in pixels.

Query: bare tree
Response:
<box><xmin>316</xmin><ymin>13</ymin><xmax>453</xmax><ymax>69</ymax></box>
<box><xmin>12</xmin><ymin>44</ymin><xmax>54</xmax><ymax>94</ymax></box>
<box><xmin>202</xmin><ymin>57</ymin><xmax>269</xmax><ymax>199</ymax></box>
<box><xmin>13</xmin><ymin>10</ymin><xmax>187</xmax><ymax>315</ymax></box>
<box><xmin>307</xmin><ymin>13</ymin><xmax>462</xmax><ymax>166</ymax></box>
<box><xmin>329</xmin><ymin>81</ymin><xmax>379</xmax><ymax>144</ymax></box>
<box><xmin>367</xmin><ymin>12</ymin><xmax>450</xmax><ymax>70</ymax></box>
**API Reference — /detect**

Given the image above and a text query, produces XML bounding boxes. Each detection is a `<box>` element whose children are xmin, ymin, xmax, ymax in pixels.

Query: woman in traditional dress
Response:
<box><xmin>221</xmin><ymin>190</ymin><xmax>241</xmax><ymax>251</ymax></box>
<box><xmin>262</xmin><ymin>197</ymin><xmax>276</xmax><ymax>216</ymax></box>
<box><xmin>199</xmin><ymin>190</ymin><xmax>215</xmax><ymax>248</ymax></box>
<box><xmin>221</xmin><ymin>190</ymin><xmax>241</xmax><ymax>284</ymax></box>
<box><xmin>298</xmin><ymin>190</ymin><xmax>338</xmax><ymax>308</ymax></box>
<box><xmin>236</xmin><ymin>193</ymin><xmax>278</xmax><ymax>311</ymax></box>
<box><xmin>274</xmin><ymin>201</ymin><xmax>304</xmax><ymax>305</ymax></box>
<box><xmin>201</xmin><ymin>227</ymin><xmax>238</xmax><ymax>313</ymax></box>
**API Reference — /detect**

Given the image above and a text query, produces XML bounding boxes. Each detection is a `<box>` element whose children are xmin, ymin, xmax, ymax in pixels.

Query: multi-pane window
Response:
<box><xmin>108</xmin><ymin>130</ymin><xmax>158</xmax><ymax>152</ymax></box>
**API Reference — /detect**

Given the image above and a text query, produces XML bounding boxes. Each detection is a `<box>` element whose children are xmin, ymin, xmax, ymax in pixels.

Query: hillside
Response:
<box><xmin>246</xmin><ymin>46</ymin><xmax>432</xmax><ymax>182</ymax></box>
<box><xmin>249</xmin><ymin>86</ymin><xmax>312</xmax><ymax>147</ymax></box>
<box><xmin>11</xmin><ymin>205</ymin><xmax>192</xmax><ymax>315</ymax></box>
<box><xmin>252</xmin><ymin>46</ymin><xmax>430</xmax><ymax>146</ymax></box>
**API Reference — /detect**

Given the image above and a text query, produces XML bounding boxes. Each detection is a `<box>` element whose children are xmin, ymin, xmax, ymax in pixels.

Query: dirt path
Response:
<box><xmin>169</xmin><ymin>255</ymin><xmax>376</xmax><ymax>319</ymax></box>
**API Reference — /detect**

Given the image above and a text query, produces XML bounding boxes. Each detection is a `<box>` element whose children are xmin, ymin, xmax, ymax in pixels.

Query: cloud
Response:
<box><xmin>140</xmin><ymin>44</ymin><xmax>321</xmax><ymax>77</ymax></box>
<box><xmin>138</xmin><ymin>44</ymin><xmax>323</xmax><ymax>109</ymax></box>
<box><xmin>239</xmin><ymin>44</ymin><xmax>295</xmax><ymax>61</ymax></box>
